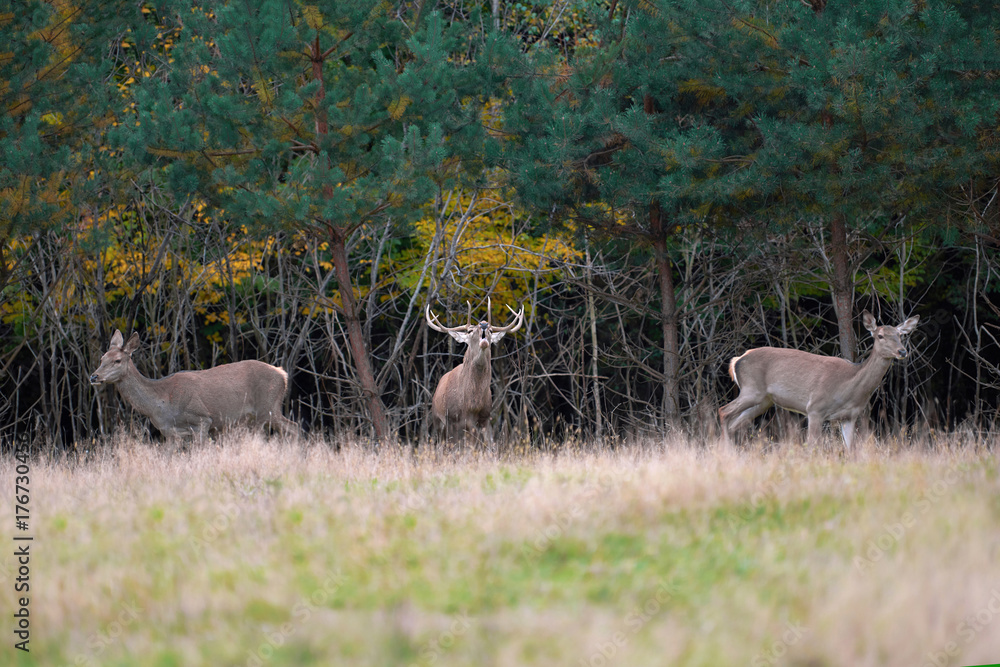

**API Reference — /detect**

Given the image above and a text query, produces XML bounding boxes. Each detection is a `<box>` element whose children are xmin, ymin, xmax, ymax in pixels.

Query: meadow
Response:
<box><xmin>2</xmin><ymin>431</ymin><xmax>999</xmax><ymax>667</ymax></box>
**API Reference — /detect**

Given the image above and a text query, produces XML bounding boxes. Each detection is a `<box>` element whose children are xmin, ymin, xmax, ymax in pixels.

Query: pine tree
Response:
<box><xmin>499</xmin><ymin>2</ymin><xmax>730</xmax><ymax>423</ymax></box>
<box><xmin>675</xmin><ymin>0</ymin><xmax>1000</xmax><ymax>359</ymax></box>
<box><xmin>0</xmin><ymin>0</ymin><xmax>123</xmax><ymax>290</ymax></box>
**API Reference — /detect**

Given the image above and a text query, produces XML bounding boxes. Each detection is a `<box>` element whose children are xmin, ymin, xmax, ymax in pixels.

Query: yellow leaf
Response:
<box><xmin>253</xmin><ymin>73</ymin><xmax>273</xmax><ymax>107</ymax></box>
<box><xmin>388</xmin><ymin>96</ymin><xmax>411</xmax><ymax>120</ymax></box>
<box><xmin>678</xmin><ymin>79</ymin><xmax>725</xmax><ymax>106</ymax></box>
<box><xmin>730</xmin><ymin>16</ymin><xmax>778</xmax><ymax>49</ymax></box>
<box><xmin>145</xmin><ymin>146</ymin><xmax>191</xmax><ymax>158</ymax></box>
<box><xmin>303</xmin><ymin>5</ymin><xmax>323</xmax><ymax>30</ymax></box>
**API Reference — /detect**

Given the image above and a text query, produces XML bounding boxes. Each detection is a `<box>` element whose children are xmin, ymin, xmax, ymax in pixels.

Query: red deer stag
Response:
<box><xmin>425</xmin><ymin>298</ymin><xmax>524</xmax><ymax>446</ymax></box>
<box><xmin>90</xmin><ymin>330</ymin><xmax>299</xmax><ymax>443</ymax></box>
<box><xmin>720</xmin><ymin>311</ymin><xmax>919</xmax><ymax>449</ymax></box>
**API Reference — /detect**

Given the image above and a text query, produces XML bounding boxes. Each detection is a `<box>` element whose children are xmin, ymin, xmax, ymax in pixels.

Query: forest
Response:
<box><xmin>3</xmin><ymin>0</ymin><xmax>1000</xmax><ymax>448</ymax></box>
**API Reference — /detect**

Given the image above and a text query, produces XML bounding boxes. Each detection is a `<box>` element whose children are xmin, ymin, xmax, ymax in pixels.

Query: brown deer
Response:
<box><xmin>425</xmin><ymin>298</ymin><xmax>524</xmax><ymax>445</ymax></box>
<box><xmin>90</xmin><ymin>330</ymin><xmax>299</xmax><ymax>442</ymax></box>
<box><xmin>719</xmin><ymin>311</ymin><xmax>919</xmax><ymax>449</ymax></box>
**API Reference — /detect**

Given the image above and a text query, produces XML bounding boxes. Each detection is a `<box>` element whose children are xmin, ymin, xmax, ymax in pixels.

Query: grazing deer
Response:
<box><xmin>719</xmin><ymin>311</ymin><xmax>919</xmax><ymax>449</ymax></box>
<box><xmin>90</xmin><ymin>330</ymin><xmax>299</xmax><ymax>443</ymax></box>
<box><xmin>425</xmin><ymin>298</ymin><xmax>524</xmax><ymax>446</ymax></box>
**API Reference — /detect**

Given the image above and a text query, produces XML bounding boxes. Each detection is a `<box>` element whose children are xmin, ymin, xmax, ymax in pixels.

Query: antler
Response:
<box><xmin>489</xmin><ymin>303</ymin><xmax>524</xmax><ymax>334</ymax></box>
<box><xmin>426</xmin><ymin>298</ymin><xmax>524</xmax><ymax>334</ymax></box>
<box><xmin>425</xmin><ymin>302</ymin><xmax>474</xmax><ymax>333</ymax></box>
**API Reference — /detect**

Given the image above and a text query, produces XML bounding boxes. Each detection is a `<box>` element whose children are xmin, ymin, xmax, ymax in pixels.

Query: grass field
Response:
<box><xmin>2</xmin><ymin>431</ymin><xmax>999</xmax><ymax>667</ymax></box>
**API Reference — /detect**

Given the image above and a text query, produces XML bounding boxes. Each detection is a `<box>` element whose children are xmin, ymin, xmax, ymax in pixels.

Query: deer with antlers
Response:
<box><xmin>425</xmin><ymin>298</ymin><xmax>524</xmax><ymax>446</ymax></box>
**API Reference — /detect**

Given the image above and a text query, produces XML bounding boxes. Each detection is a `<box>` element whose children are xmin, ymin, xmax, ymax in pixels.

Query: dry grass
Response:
<box><xmin>2</xmin><ymin>430</ymin><xmax>999</xmax><ymax>666</ymax></box>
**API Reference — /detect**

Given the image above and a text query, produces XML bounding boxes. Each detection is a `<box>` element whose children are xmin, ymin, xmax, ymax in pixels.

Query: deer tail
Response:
<box><xmin>728</xmin><ymin>353</ymin><xmax>747</xmax><ymax>389</ymax></box>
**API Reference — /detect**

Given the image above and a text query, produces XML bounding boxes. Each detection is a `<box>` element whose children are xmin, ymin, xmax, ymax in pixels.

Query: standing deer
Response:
<box><xmin>425</xmin><ymin>298</ymin><xmax>524</xmax><ymax>445</ymax></box>
<box><xmin>90</xmin><ymin>330</ymin><xmax>299</xmax><ymax>442</ymax></box>
<box><xmin>719</xmin><ymin>311</ymin><xmax>919</xmax><ymax>449</ymax></box>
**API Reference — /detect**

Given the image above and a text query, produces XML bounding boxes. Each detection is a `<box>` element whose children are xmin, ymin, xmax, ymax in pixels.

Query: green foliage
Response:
<box><xmin>501</xmin><ymin>0</ymin><xmax>1000</xmax><ymax>238</ymax></box>
<box><xmin>109</xmin><ymin>1</ymin><xmax>503</xmax><ymax>240</ymax></box>
<box><xmin>0</xmin><ymin>0</ymin><xmax>122</xmax><ymax>244</ymax></box>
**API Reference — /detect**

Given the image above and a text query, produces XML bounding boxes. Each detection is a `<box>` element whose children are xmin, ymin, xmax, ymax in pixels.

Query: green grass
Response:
<box><xmin>2</xmin><ymin>432</ymin><xmax>999</xmax><ymax>666</ymax></box>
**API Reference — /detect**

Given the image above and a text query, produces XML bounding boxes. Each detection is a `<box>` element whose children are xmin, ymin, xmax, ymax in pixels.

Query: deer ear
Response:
<box><xmin>897</xmin><ymin>315</ymin><xmax>919</xmax><ymax>336</ymax></box>
<box><xmin>109</xmin><ymin>330</ymin><xmax>124</xmax><ymax>349</ymax></box>
<box><xmin>448</xmin><ymin>330</ymin><xmax>473</xmax><ymax>344</ymax></box>
<box><xmin>488</xmin><ymin>331</ymin><xmax>508</xmax><ymax>345</ymax></box>
<box><xmin>123</xmin><ymin>332</ymin><xmax>141</xmax><ymax>355</ymax></box>
<box><xmin>862</xmin><ymin>311</ymin><xmax>877</xmax><ymax>334</ymax></box>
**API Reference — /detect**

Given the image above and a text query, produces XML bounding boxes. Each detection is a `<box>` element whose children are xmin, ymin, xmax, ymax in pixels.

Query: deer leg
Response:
<box><xmin>459</xmin><ymin>415</ymin><xmax>474</xmax><ymax>449</ymax></box>
<box><xmin>269</xmin><ymin>415</ymin><xmax>300</xmax><ymax>440</ymax></box>
<box><xmin>437</xmin><ymin>417</ymin><xmax>448</xmax><ymax>446</ymax></box>
<box><xmin>428</xmin><ymin>413</ymin><xmax>443</xmax><ymax>445</ymax></box>
<box><xmin>446</xmin><ymin>416</ymin><xmax>462</xmax><ymax>448</ymax></box>
<box><xmin>721</xmin><ymin>395</ymin><xmax>772</xmax><ymax>443</ymax></box>
<box><xmin>161</xmin><ymin>430</ymin><xmax>183</xmax><ymax>454</ymax></box>
<box><xmin>839</xmin><ymin>420</ymin><xmax>855</xmax><ymax>451</ymax></box>
<box><xmin>482</xmin><ymin>421</ymin><xmax>495</xmax><ymax>453</ymax></box>
<box><xmin>193</xmin><ymin>420</ymin><xmax>212</xmax><ymax>446</ymax></box>
<box><xmin>805</xmin><ymin>413</ymin><xmax>823</xmax><ymax>447</ymax></box>
<box><xmin>719</xmin><ymin>398</ymin><xmax>750</xmax><ymax>443</ymax></box>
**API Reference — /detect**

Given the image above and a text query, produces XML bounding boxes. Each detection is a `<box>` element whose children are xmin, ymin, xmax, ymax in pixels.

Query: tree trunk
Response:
<box><xmin>829</xmin><ymin>214</ymin><xmax>857</xmax><ymax>362</ymax></box>
<box><xmin>643</xmin><ymin>93</ymin><xmax>680</xmax><ymax>424</ymax></box>
<box><xmin>585</xmin><ymin>243</ymin><xmax>603</xmax><ymax>440</ymax></box>
<box><xmin>650</xmin><ymin>200</ymin><xmax>680</xmax><ymax>423</ymax></box>
<box><xmin>329</xmin><ymin>228</ymin><xmax>389</xmax><ymax>440</ymax></box>
<box><xmin>308</xmin><ymin>35</ymin><xmax>388</xmax><ymax>440</ymax></box>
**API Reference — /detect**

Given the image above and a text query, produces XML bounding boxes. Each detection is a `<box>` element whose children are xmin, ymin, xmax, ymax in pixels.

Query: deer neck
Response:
<box><xmin>849</xmin><ymin>349</ymin><xmax>893</xmax><ymax>394</ymax></box>
<box><xmin>114</xmin><ymin>361</ymin><xmax>167</xmax><ymax>418</ymax></box>
<box><xmin>464</xmin><ymin>344</ymin><xmax>492</xmax><ymax>382</ymax></box>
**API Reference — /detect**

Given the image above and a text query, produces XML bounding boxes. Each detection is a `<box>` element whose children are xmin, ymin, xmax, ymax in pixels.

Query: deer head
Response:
<box><xmin>425</xmin><ymin>297</ymin><xmax>524</xmax><ymax>356</ymax></box>
<box><xmin>90</xmin><ymin>330</ymin><xmax>140</xmax><ymax>385</ymax></box>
